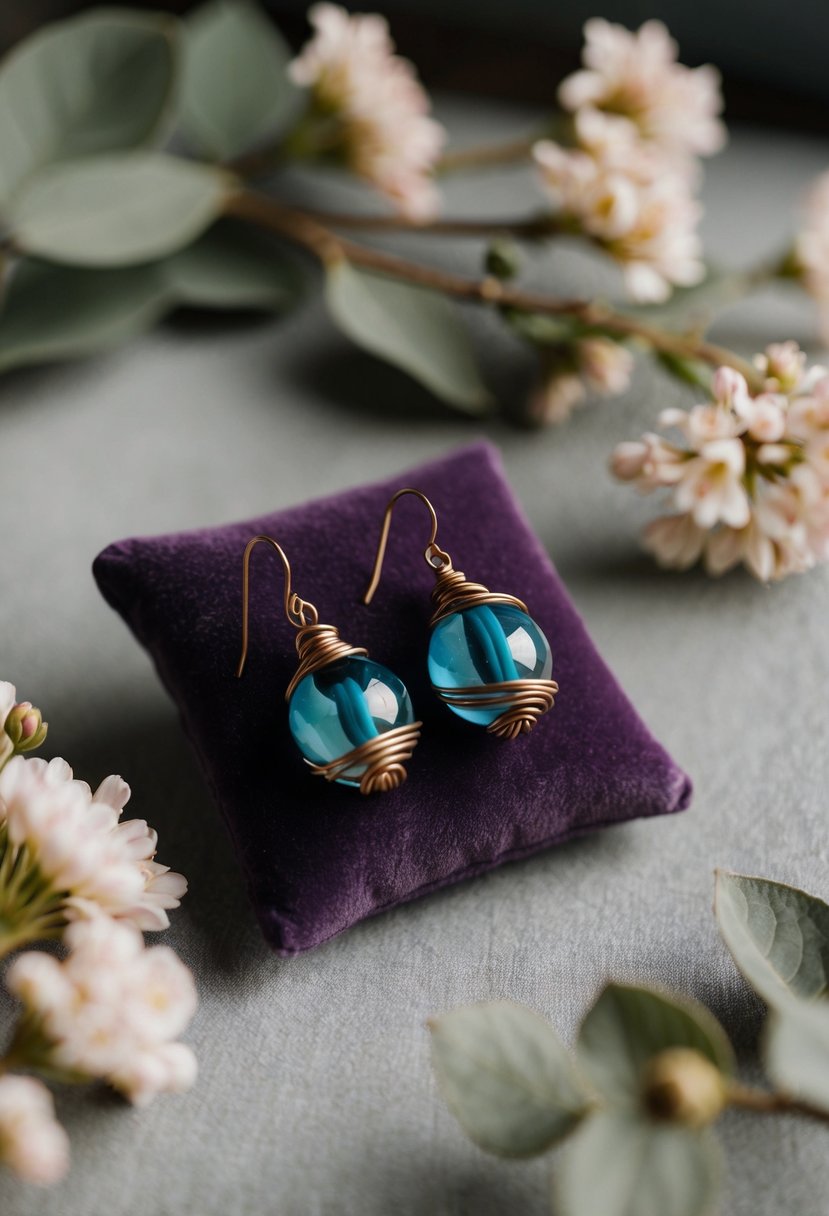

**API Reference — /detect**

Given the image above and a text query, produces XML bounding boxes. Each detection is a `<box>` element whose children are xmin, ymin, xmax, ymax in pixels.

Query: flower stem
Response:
<box><xmin>289</xmin><ymin>209</ymin><xmax>566</xmax><ymax>239</ymax></box>
<box><xmin>0</xmin><ymin>836</ymin><xmax>66</xmax><ymax>958</ymax></box>
<box><xmin>225</xmin><ymin>190</ymin><xmax>766</xmax><ymax>390</ymax></box>
<box><xmin>437</xmin><ymin>122</ymin><xmax>568</xmax><ymax>174</ymax></box>
<box><xmin>728</xmin><ymin>1082</ymin><xmax>829</xmax><ymax>1125</ymax></box>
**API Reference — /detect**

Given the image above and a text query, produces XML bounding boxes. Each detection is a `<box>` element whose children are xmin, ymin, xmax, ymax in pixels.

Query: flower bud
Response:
<box><xmin>5</xmin><ymin>702</ymin><xmax>47</xmax><ymax>754</ymax></box>
<box><xmin>484</xmin><ymin>238</ymin><xmax>521</xmax><ymax>281</ymax></box>
<box><xmin>642</xmin><ymin>1047</ymin><xmax>726</xmax><ymax>1128</ymax></box>
<box><xmin>524</xmin><ymin>347</ymin><xmax>585</xmax><ymax>426</ymax></box>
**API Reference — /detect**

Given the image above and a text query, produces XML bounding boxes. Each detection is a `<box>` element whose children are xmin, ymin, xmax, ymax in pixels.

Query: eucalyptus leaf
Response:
<box><xmin>715</xmin><ymin>871</ymin><xmax>829</xmax><ymax>1008</ymax></box>
<box><xmin>10</xmin><ymin>154</ymin><xmax>230</xmax><ymax>267</ymax></box>
<box><xmin>0</xmin><ymin>223</ymin><xmax>302</xmax><ymax>374</ymax></box>
<box><xmin>578</xmin><ymin>985</ymin><xmax>734</xmax><ymax>1107</ymax></box>
<box><xmin>163</xmin><ymin>221</ymin><xmax>302</xmax><ymax>310</ymax></box>
<box><xmin>180</xmin><ymin>0</ymin><xmax>299</xmax><ymax>161</ymax></box>
<box><xmin>557</xmin><ymin>1110</ymin><xmax>721</xmax><ymax>1216</ymax></box>
<box><xmin>429</xmin><ymin>1001</ymin><xmax>590</xmax><ymax>1158</ymax></box>
<box><xmin>766</xmin><ymin>1002</ymin><xmax>829</xmax><ymax>1112</ymax></box>
<box><xmin>0</xmin><ymin>260</ymin><xmax>167</xmax><ymax>373</ymax></box>
<box><xmin>325</xmin><ymin>261</ymin><xmax>492</xmax><ymax>413</ymax></box>
<box><xmin>0</xmin><ymin>9</ymin><xmax>178</xmax><ymax>208</ymax></box>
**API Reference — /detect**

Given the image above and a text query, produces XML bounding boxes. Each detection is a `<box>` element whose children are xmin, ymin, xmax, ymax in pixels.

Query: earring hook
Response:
<box><xmin>362</xmin><ymin>488</ymin><xmax>452</xmax><ymax>606</ymax></box>
<box><xmin>236</xmin><ymin>535</ymin><xmax>319</xmax><ymax>677</ymax></box>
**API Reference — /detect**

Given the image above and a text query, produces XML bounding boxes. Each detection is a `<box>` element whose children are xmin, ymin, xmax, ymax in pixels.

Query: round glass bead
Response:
<box><xmin>427</xmin><ymin>603</ymin><xmax>553</xmax><ymax>726</ymax></box>
<box><xmin>288</xmin><ymin>656</ymin><xmax>415</xmax><ymax>786</ymax></box>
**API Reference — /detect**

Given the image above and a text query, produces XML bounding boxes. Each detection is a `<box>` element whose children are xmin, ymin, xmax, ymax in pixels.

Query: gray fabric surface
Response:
<box><xmin>1</xmin><ymin>96</ymin><xmax>828</xmax><ymax>1215</ymax></box>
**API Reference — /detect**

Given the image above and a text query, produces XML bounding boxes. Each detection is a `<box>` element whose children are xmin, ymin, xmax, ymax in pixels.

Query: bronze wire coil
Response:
<box><xmin>284</xmin><ymin>622</ymin><xmax>368</xmax><ymax>701</ymax></box>
<box><xmin>305</xmin><ymin>721</ymin><xmax>423</xmax><ymax>796</ymax></box>
<box><xmin>429</xmin><ymin>565</ymin><xmax>558</xmax><ymax>739</ymax></box>
<box><xmin>434</xmin><ymin>678</ymin><xmax>559</xmax><ymax>740</ymax></box>
<box><xmin>428</xmin><ymin>565</ymin><xmax>528</xmax><ymax>627</ymax></box>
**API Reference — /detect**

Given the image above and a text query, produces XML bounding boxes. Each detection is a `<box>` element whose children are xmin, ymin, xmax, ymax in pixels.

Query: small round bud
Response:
<box><xmin>642</xmin><ymin>1048</ymin><xmax>726</xmax><ymax>1128</ymax></box>
<box><xmin>484</xmin><ymin>238</ymin><xmax>521</xmax><ymax>281</ymax></box>
<box><xmin>5</xmin><ymin>702</ymin><xmax>47</xmax><ymax>754</ymax></box>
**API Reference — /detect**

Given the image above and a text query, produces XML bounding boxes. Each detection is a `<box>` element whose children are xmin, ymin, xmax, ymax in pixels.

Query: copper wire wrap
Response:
<box><xmin>284</xmin><ymin>623</ymin><xmax>368</xmax><ymax>701</ymax></box>
<box><xmin>434</xmin><ymin>679</ymin><xmax>559</xmax><ymax>739</ymax></box>
<box><xmin>429</xmin><ymin>565</ymin><xmax>528</xmax><ymax>627</ymax></box>
<box><xmin>304</xmin><ymin>721</ymin><xmax>423</xmax><ymax>795</ymax></box>
<box><xmin>429</xmin><ymin>565</ymin><xmax>558</xmax><ymax>738</ymax></box>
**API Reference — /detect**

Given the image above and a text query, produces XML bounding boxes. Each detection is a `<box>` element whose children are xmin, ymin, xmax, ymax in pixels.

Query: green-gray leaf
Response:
<box><xmin>179</xmin><ymin>0</ymin><xmax>299</xmax><ymax>161</ymax></box>
<box><xmin>325</xmin><ymin>261</ymin><xmax>493</xmax><ymax>414</ymax></box>
<box><xmin>557</xmin><ymin>1111</ymin><xmax>721</xmax><ymax>1216</ymax></box>
<box><xmin>429</xmin><ymin>1001</ymin><xmax>590</xmax><ymax>1158</ymax></box>
<box><xmin>766</xmin><ymin>1002</ymin><xmax>829</xmax><ymax>1112</ymax></box>
<box><xmin>163</xmin><ymin>221</ymin><xmax>302</xmax><ymax>310</ymax></box>
<box><xmin>578</xmin><ymin>985</ymin><xmax>734</xmax><ymax>1107</ymax></box>
<box><xmin>10</xmin><ymin>153</ymin><xmax>230</xmax><ymax>266</ymax></box>
<box><xmin>0</xmin><ymin>9</ymin><xmax>178</xmax><ymax>208</ymax></box>
<box><xmin>715</xmin><ymin>871</ymin><xmax>829</xmax><ymax>1008</ymax></box>
<box><xmin>0</xmin><ymin>260</ymin><xmax>167</xmax><ymax>373</ymax></box>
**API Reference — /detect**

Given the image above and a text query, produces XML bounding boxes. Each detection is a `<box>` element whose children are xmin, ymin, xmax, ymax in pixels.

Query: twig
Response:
<box><xmin>438</xmin><ymin>134</ymin><xmax>540</xmax><ymax>174</ymax></box>
<box><xmin>295</xmin><ymin>209</ymin><xmax>564</xmax><ymax>239</ymax></box>
<box><xmin>728</xmin><ymin>1083</ymin><xmax>829</xmax><ymax>1125</ymax></box>
<box><xmin>225</xmin><ymin>190</ymin><xmax>766</xmax><ymax>390</ymax></box>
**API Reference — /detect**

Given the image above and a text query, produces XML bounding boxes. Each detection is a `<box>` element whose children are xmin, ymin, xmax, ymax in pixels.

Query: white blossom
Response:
<box><xmin>534</xmin><ymin>110</ymin><xmax>704</xmax><ymax>302</ymax></box>
<box><xmin>0</xmin><ymin>1076</ymin><xmax>69</xmax><ymax>1185</ymax></box>
<box><xmin>558</xmin><ymin>19</ymin><xmax>726</xmax><ymax>168</ymax></box>
<box><xmin>7</xmin><ymin>917</ymin><xmax>197</xmax><ymax>1107</ymax></box>
<box><xmin>530</xmin><ymin>336</ymin><xmax>634</xmax><ymax>424</ymax></box>
<box><xmin>0</xmin><ymin>756</ymin><xmax>187</xmax><ymax>932</ymax></box>
<box><xmin>289</xmin><ymin>3</ymin><xmax>444</xmax><ymax>220</ymax></box>
<box><xmin>611</xmin><ymin>343</ymin><xmax>829</xmax><ymax>580</ymax></box>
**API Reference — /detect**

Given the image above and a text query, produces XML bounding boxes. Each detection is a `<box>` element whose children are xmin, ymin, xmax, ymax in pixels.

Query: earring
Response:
<box><xmin>363</xmin><ymin>491</ymin><xmax>558</xmax><ymax>739</ymax></box>
<box><xmin>236</xmin><ymin>536</ymin><xmax>421</xmax><ymax>794</ymax></box>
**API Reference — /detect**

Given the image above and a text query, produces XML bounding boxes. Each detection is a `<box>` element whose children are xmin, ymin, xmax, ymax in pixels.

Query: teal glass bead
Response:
<box><xmin>288</xmin><ymin>656</ymin><xmax>415</xmax><ymax>786</ymax></box>
<box><xmin>427</xmin><ymin>603</ymin><xmax>553</xmax><ymax>726</ymax></box>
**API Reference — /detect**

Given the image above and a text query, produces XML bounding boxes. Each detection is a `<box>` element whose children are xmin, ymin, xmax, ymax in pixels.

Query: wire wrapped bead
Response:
<box><xmin>427</xmin><ymin>567</ymin><xmax>558</xmax><ymax>739</ymax></box>
<box><xmin>286</xmin><ymin>625</ymin><xmax>421</xmax><ymax>794</ymax></box>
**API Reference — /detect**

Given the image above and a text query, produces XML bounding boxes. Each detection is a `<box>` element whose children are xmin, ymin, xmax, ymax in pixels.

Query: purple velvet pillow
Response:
<box><xmin>93</xmin><ymin>442</ymin><xmax>691</xmax><ymax>955</ymax></box>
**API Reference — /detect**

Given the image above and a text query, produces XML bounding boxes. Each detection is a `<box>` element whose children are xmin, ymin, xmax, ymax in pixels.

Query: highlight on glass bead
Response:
<box><xmin>427</xmin><ymin>603</ymin><xmax>553</xmax><ymax>726</ymax></box>
<box><xmin>288</xmin><ymin>655</ymin><xmax>416</xmax><ymax>786</ymax></box>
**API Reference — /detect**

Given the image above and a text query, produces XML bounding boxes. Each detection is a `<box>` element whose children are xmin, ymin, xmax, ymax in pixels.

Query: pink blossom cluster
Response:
<box><xmin>8</xmin><ymin>917</ymin><xmax>197</xmax><ymax>1108</ymax></box>
<box><xmin>534</xmin><ymin>20</ymin><xmax>725</xmax><ymax>302</ymax></box>
<box><xmin>0</xmin><ymin>1077</ymin><xmax>68</xmax><ymax>1186</ymax></box>
<box><xmin>0</xmin><ymin>684</ymin><xmax>195</xmax><ymax>1185</ymax></box>
<box><xmin>559</xmin><ymin>19</ymin><xmax>725</xmax><ymax>167</ymax></box>
<box><xmin>611</xmin><ymin>343</ymin><xmax>829</xmax><ymax>580</ymax></box>
<box><xmin>0</xmin><ymin>755</ymin><xmax>186</xmax><ymax>931</ymax></box>
<box><xmin>289</xmin><ymin>3</ymin><xmax>445</xmax><ymax>221</ymax></box>
<box><xmin>531</xmin><ymin>335</ymin><xmax>634</xmax><ymax>424</ymax></box>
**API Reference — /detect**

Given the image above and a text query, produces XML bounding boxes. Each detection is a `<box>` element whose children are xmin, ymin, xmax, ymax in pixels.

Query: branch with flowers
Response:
<box><xmin>0</xmin><ymin>683</ymin><xmax>195</xmax><ymax>1186</ymax></box>
<box><xmin>429</xmin><ymin>870</ymin><xmax>829</xmax><ymax>1216</ymax></box>
<box><xmin>1</xmin><ymin>2</ymin><xmax>828</xmax><ymax>581</ymax></box>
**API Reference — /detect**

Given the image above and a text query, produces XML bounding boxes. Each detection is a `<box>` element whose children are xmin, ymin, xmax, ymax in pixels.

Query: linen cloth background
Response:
<box><xmin>1</xmin><ymin>98</ymin><xmax>828</xmax><ymax>1215</ymax></box>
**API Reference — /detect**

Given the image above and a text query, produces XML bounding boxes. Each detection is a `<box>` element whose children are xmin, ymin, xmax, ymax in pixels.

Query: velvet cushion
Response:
<box><xmin>92</xmin><ymin>442</ymin><xmax>692</xmax><ymax>955</ymax></box>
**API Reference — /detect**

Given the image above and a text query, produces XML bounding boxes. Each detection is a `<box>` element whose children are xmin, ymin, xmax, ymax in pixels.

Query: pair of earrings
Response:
<box><xmin>236</xmin><ymin>489</ymin><xmax>558</xmax><ymax>795</ymax></box>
